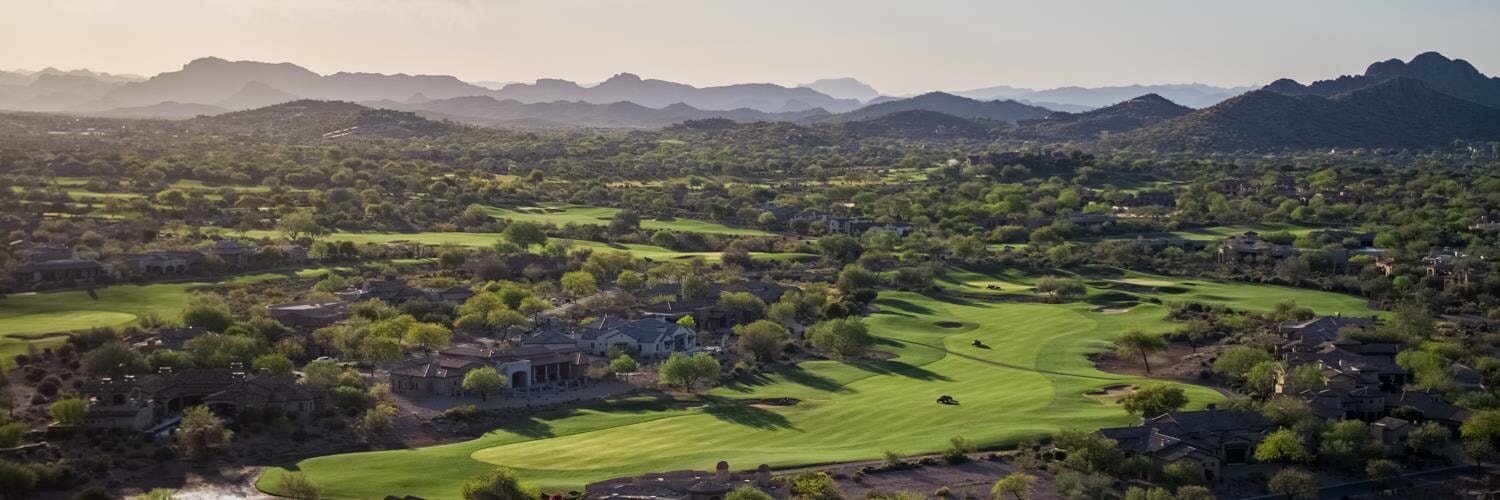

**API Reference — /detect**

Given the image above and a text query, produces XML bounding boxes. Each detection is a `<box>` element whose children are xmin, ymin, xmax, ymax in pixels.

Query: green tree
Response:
<box><xmin>1255</xmin><ymin>428</ymin><xmax>1309</xmax><ymax>463</ymax></box>
<box><xmin>251</xmin><ymin>354</ymin><xmax>294</xmax><ymax>376</ymax></box>
<box><xmin>302</xmin><ymin>359</ymin><xmax>346</xmax><ymax>389</ymax></box>
<box><xmin>1115</xmin><ymin>330</ymin><xmax>1167</xmax><ymax>374</ymax></box>
<box><xmin>177</xmin><ymin>405</ymin><xmax>233</xmax><ymax>459</ymax></box>
<box><xmin>1034</xmin><ymin>276</ymin><xmax>1085</xmax><ymax>302</ymax></box>
<box><xmin>719</xmin><ymin>292</ymin><xmax>768</xmax><ymax>320</ymax></box>
<box><xmin>561</xmin><ymin>271</ymin><xmax>598</xmax><ymax>298</ymax></box>
<box><xmin>182</xmin><ymin>293</ymin><xmax>235</xmax><ymax>332</ymax></box>
<box><xmin>835</xmin><ymin>264</ymin><xmax>880</xmax><ymax>293</ymax></box>
<box><xmin>1406</xmin><ymin>421</ymin><xmax>1449</xmax><ymax>455</ymax></box>
<box><xmin>991</xmin><ymin>472</ymin><xmax>1035</xmax><ymax>500</ymax></box>
<box><xmin>463</xmin><ymin>367</ymin><xmax>508</xmax><ymax>401</ymax></box>
<box><xmin>1213</xmin><ymin>346</ymin><xmax>1273</xmax><ymax>380</ymax></box>
<box><xmin>616</xmin><ymin>270</ymin><xmax>645</xmax><ymax>296</ymax></box>
<box><xmin>1267</xmin><ymin>468</ymin><xmax>1318</xmax><ymax>500</ymax></box>
<box><xmin>461</xmin><ymin>467</ymin><xmax>541</xmax><ymax>500</ymax></box>
<box><xmin>807</xmin><ymin>317</ymin><xmax>874</xmax><ymax>358</ymax></box>
<box><xmin>1175</xmin><ymin>485</ymin><xmax>1213</xmax><ymax>500</ymax></box>
<box><xmin>725</xmin><ymin>485</ymin><xmax>773</xmax><ymax>500</ymax></box>
<box><xmin>49</xmin><ymin>398</ymin><xmax>87</xmax><ymax>426</ymax></box>
<box><xmin>277</xmin><ymin>209</ymin><xmax>326</xmax><ymax>242</ymax></box>
<box><xmin>81</xmin><ymin>341</ymin><xmax>149</xmax><ymax>378</ymax></box>
<box><xmin>1119</xmin><ymin>383</ymin><xmax>1188</xmax><ymax>420</ymax></box>
<box><xmin>1462</xmin><ymin>410</ymin><xmax>1500</xmax><ymax>475</ymax></box>
<box><xmin>0</xmin><ymin>459</ymin><xmax>37</xmax><ymax>499</ymax></box>
<box><xmin>735</xmin><ymin>320</ymin><xmax>790</xmax><ymax>363</ymax></box>
<box><xmin>359</xmin><ymin>335</ymin><xmax>404</xmax><ymax>365</ymax></box>
<box><xmin>790</xmin><ymin>471</ymin><xmax>842</xmax><ymax>500</ymax></box>
<box><xmin>502</xmin><ymin>221</ymin><xmax>547</xmax><ymax>251</ymax></box>
<box><xmin>608</xmin><ymin>355</ymin><xmax>639</xmax><ymax>374</ymax></box>
<box><xmin>659</xmin><ymin>352</ymin><xmax>720</xmax><ymax>391</ymax></box>
<box><xmin>404</xmin><ymin>323</ymin><xmax>452</xmax><ymax>351</ymax></box>
<box><xmin>1365</xmin><ymin>459</ymin><xmax>1402</xmax><ymax>495</ymax></box>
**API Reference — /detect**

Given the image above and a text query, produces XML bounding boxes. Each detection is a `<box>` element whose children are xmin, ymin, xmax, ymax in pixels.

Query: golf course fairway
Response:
<box><xmin>256</xmin><ymin>284</ymin><xmax>1377</xmax><ymax>498</ymax></box>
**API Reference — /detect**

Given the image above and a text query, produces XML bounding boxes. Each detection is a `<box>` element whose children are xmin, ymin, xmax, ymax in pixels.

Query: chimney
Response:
<box><xmin>756</xmin><ymin>464</ymin><xmax>771</xmax><ymax>487</ymax></box>
<box><xmin>715</xmin><ymin>461</ymin><xmax>729</xmax><ymax>481</ymax></box>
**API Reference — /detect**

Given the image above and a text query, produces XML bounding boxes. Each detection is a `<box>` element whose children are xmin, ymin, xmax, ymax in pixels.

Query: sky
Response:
<box><xmin>2</xmin><ymin>0</ymin><xmax>1497</xmax><ymax>95</ymax></box>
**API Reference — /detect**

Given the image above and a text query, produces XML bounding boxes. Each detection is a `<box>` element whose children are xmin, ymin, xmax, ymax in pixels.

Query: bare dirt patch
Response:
<box><xmin>1091</xmin><ymin>342</ymin><xmax>1223</xmax><ymax>386</ymax></box>
<box><xmin>1089</xmin><ymin>306</ymin><xmax>1133</xmax><ymax>314</ymax></box>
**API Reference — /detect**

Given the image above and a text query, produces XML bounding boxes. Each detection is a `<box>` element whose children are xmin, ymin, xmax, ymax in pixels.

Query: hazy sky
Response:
<box><xmin>3</xmin><ymin>0</ymin><xmax>1496</xmax><ymax>94</ymax></box>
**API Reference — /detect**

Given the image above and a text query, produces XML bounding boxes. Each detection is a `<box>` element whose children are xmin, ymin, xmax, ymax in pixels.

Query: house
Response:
<box><xmin>1279</xmin><ymin>315</ymin><xmax>1377</xmax><ymax>354</ymax></box>
<box><xmin>267</xmin><ymin>301</ymin><xmax>350</xmax><ymax>329</ymax></box>
<box><xmin>1386</xmin><ymin>390</ymin><xmax>1471</xmax><ymax>431</ymax></box>
<box><xmin>1218</xmin><ymin>232</ymin><xmax>1298</xmax><ymax>263</ymax></box>
<box><xmin>1096</xmin><ymin>410</ymin><xmax>1276</xmax><ymax>482</ymax></box>
<box><xmin>1369</xmin><ymin>417</ymin><xmax>1413</xmax><ymax>451</ymax></box>
<box><xmin>122</xmin><ymin>251</ymin><xmax>195</xmax><ymax>277</ymax></box>
<box><xmin>336</xmin><ymin>277</ymin><xmax>475</xmax><ymax>305</ymax></box>
<box><xmin>579</xmin><ymin>317</ymin><xmax>697</xmax><ymax>359</ymax></box>
<box><xmin>202</xmin><ymin>375</ymin><xmax>321</xmax><ymax>421</ymax></box>
<box><xmin>277</xmin><ymin>244</ymin><xmax>311</xmax><ymax>264</ymax></box>
<box><xmin>587</xmin><ymin>461</ymin><xmax>782</xmax><ymax>500</ymax></box>
<box><xmin>388</xmin><ymin>356</ymin><xmax>489</xmax><ymax>397</ymax></box>
<box><xmin>1424</xmin><ymin>248</ymin><xmax>1481</xmax><ymax>288</ymax></box>
<box><xmin>80</xmin><ymin>375</ymin><xmax>155</xmax><ymax>431</ymax></box>
<box><xmin>390</xmin><ymin>341</ymin><xmax>602</xmax><ymax>396</ymax></box>
<box><xmin>10</xmin><ymin>241</ymin><xmax>74</xmax><ymax>262</ymax></box>
<box><xmin>637</xmin><ymin>281</ymin><xmax>795</xmax><ymax>332</ymax></box>
<box><xmin>211</xmin><ymin>239</ymin><xmax>259</xmax><ymax>268</ymax></box>
<box><xmin>127</xmin><ymin>327</ymin><xmax>207</xmax><ymax>353</ymax></box>
<box><xmin>13</xmin><ymin>258</ymin><xmax>106</xmax><ymax>287</ymax></box>
<box><xmin>80</xmin><ymin>367</ymin><xmax>324</xmax><ymax>430</ymax></box>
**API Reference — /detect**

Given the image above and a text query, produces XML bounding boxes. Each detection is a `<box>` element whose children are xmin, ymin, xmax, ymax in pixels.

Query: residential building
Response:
<box><xmin>1096</xmin><ymin>410</ymin><xmax>1277</xmax><ymax>482</ymax></box>
<box><xmin>579</xmin><ymin>317</ymin><xmax>697</xmax><ymax>359</ymax></box>
<box><xmin>267</xmin><ymin>301</ymin><xmax>350</xmax><ymax>329</ymax></box>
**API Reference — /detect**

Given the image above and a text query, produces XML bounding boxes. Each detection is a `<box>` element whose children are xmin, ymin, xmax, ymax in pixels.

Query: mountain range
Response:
<box><xmin>1</xmin><ymin>52</ymin><xmax>1496</xmax><ymax>150</ymax></box>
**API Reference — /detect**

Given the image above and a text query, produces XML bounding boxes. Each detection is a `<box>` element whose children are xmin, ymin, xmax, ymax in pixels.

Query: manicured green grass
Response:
<box><xmin>484</xmin><ymin>204</ymin><xmax>774</xmax><ymax>236</ymax></box>
<box><xmin>1083</xmin><ymin>223</ymin><xmax>1323</xmax><ymax>243</ymax></box>
<box><xmin>940</xmin><ymin>265</ymin><xmax>1376</xmax><ymax>317</ymax></box>
<box><xmin>0</xmin><ymin>267</ymin><xmax>350</xmax><ymax>365</ymax></box>
<box><xmin>257</xmin><ymin>290</ymin><xmax>1270</xmax><ymax>498</ymax></box>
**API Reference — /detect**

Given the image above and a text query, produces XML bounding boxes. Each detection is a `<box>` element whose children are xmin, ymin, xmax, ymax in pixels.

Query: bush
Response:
<box><xmin>0</xmin><ymin>459</ymin><xmax>37</xmax><ymax>498</ymax></box>
<box><xmin>943</xmin><ymin>436</ymin><xmax>976</xmax><ymax>464</ymax></box>
<box><xmin>445</xmin><ymin>404</ymin><xmax>480</xmax><ymax>421</ymax></box>
<box><xmin>278</xmin><ymin>472</ymin><xmax>322</xmax><ymax>499</ymax></box>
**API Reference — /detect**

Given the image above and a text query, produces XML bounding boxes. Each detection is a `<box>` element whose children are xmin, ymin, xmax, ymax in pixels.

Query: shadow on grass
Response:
<box><xmin>722</xmin><ymin>365</ymin><xmax>854</xmax><ymax>395</ymax></box>
<box><xmin>877</xmin><ymin>298</ymin><xmax>935</xmax><ymax>315</ymax></box>
<box><xmin>848</xmin><ymin>358</ymin><xmax>954</xmax><ymax>382</ymax></box>
<box><xmin>495</xmin><ymin>416</ymin><xmax>558</xmax><ymax>438</ymax></box>
<box><xmin>700</xmin><ymin>395</ymin><xmax>798</xmax><ymax>431</ymax></box>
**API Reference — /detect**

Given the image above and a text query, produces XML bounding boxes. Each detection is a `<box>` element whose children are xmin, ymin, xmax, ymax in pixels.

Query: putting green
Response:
<box><xmin>256</xmin><ymin>290</ymin><xmax>1277</xmax><ymax>498</ymax></box>
<box><xmin>485</xmin><ymin>204</ymin><xmax>774</xmax><ymax>236</ymax></box>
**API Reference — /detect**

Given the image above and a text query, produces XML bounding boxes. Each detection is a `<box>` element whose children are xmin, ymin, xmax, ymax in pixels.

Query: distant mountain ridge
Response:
<box><xmin>829</xmin><ymin>92</ymin><xmax>1051</xmax><ymax>123</ymax></box>
<box><xmin>1025</xmin><ymin>93</ymin><xmax>1193</xmax><ymax>139</ymax></box>
<box><xmin>955</xmin><ymin>83</ymin><xmax>1252</xmax><ymax>109</ymax></box>
<box><xmin>374</xmin><ymin>95</ymin><xmax>829</xmax><ymax>129</ymax></box>
<box><xmin>491</xmin><ymin>73</ymin><xmax>862</xmax><ymax>113</ymax></box>
<box><xmin>1263</xmin><ymin>51</ymin><xmax>1500</xmax><ymax>109</ymax></box>
<box><xmin>1120</xmin><ymin>77</ymin><xmax>1500</xmax><ymax>151</ymax></box>
<box><xmin>799</xmin><ymin>78</ymin><xmax>881</xmax><ymax>102</ymax></box>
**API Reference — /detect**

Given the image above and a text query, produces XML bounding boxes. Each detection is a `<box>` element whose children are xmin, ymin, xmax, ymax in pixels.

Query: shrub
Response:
<box><xmin>278</xmin><ymin>472</ymin><xmax>322</xmax><ymax>499</ymax></box>
<box><xmin>0</xmin><ymin>460</ymin><xmax>37</xmax><ymax>498</ymax></box>
<box><xmin>942</xmin><ymin>436</ymin><xmax>976</xmax><ymax>464</ymax></box>
<box><xmin>461</xmin><ymin>467</ymin><xmax>540</xmax><ymax>500</ymax></box>
<box><xmin>50</xmin><ymin>398</ymin><xmax>87</xmax><ymax>426</ymax></box>
<box><xmin>445</xmin><ymin>404</ymin><xmax>480</xmax><ymax>421</ymax></box>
